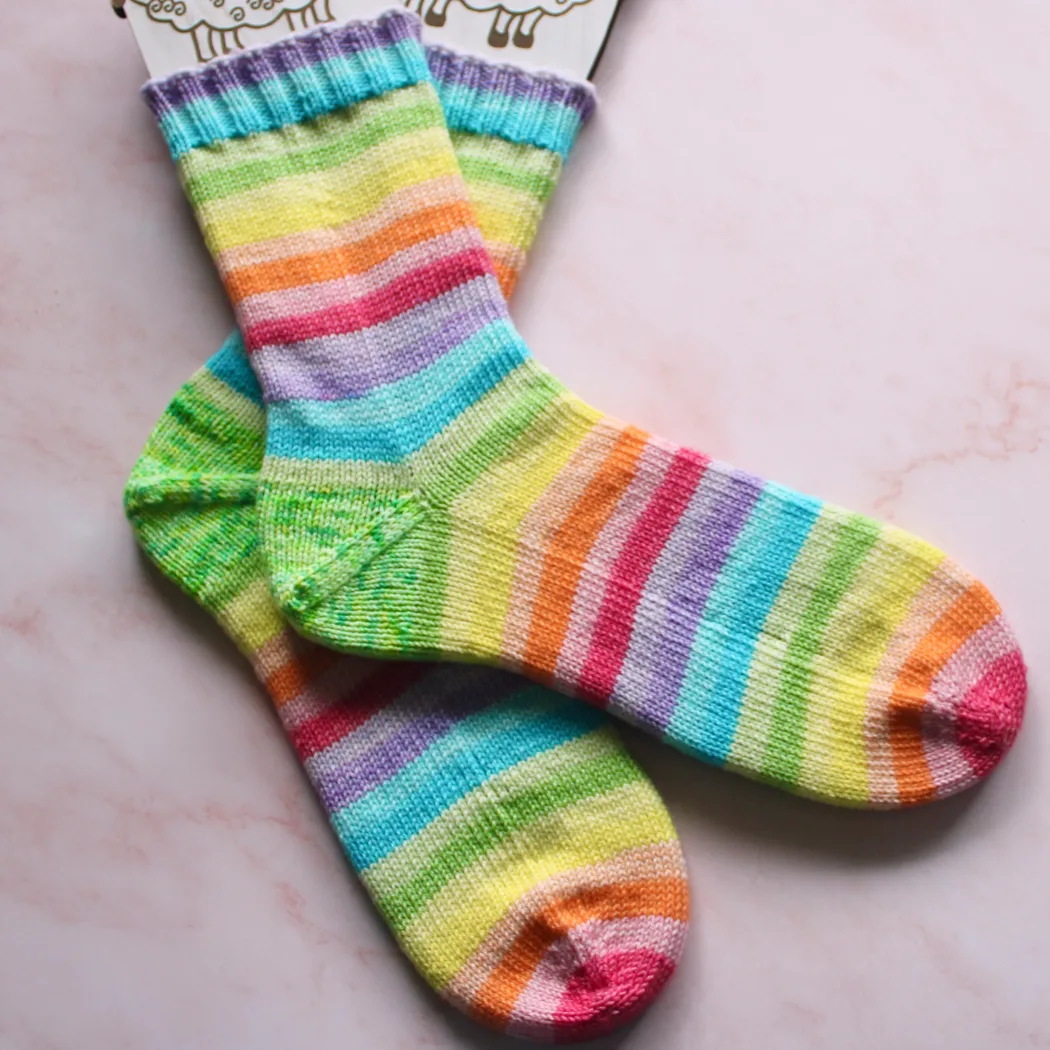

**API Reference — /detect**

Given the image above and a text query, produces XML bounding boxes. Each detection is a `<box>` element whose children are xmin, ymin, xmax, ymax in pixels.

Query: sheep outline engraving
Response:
<box><xmin>128</xmin><ymin>0</ymin><xmax>335</xmax><ymax>62</ymax></box>
<box><xmin>403</xmin><ymin>0</ymin><xmax>593</xmax><ymax>50</ymax></box>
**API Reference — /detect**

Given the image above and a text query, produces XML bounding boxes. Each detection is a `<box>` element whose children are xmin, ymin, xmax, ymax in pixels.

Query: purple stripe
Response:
<box><xmin>634</xmin><ymin>463</ymin><xmax>764</xmax><ymax>732</ymax></box>
<box><xmin>146</xmin><ymin>11</ymin><xmax>421</xmax><ymax>114</ymax></box>
<box><xmin>312</xmin><ymin>668</ymin><xmax>522</xmax><ymax>813</ymax></box>
<box><xmin>251</xmin><ymin>274</ymin><xmax>506</xmax><ymax>403</ymax></box>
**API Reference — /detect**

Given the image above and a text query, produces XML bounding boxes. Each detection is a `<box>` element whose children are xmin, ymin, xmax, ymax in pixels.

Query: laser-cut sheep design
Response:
<box><xmin>130</xmin><ymin>0</ymin><xmax>335</xmax><ymax>63</ymax></box>
<box><xmin>404</xmin><ymin>0</ymin><xmax>593</xmax><ymax>50</ymax></box>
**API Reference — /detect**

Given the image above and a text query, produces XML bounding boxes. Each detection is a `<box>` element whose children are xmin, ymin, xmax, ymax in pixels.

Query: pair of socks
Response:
<box><xmin>128</xmin><ymin>31</ymin><xmax>688</xmax><ymax>1043</ymax></box>
<box><xmin>127</xmin><ymin>6</ymin><xmax>1027</xmax><ymax>1037</ymax></box>
<box><xmin>140</xmin><ymin>10</ymin><xmax>1025</xmax><ymax>809</ymax></box>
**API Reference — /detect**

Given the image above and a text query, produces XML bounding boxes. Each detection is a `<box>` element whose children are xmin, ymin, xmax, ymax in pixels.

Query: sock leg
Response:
<box><xmin>144</xmin><ymin>12</ymin><xmax>1024</xmax><ymax>808</ymax></box>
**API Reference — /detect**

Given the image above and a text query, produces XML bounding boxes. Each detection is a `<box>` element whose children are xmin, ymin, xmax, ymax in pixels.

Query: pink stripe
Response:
<box><xmin>552</xmin><ymin>949</ymin><xmax>675</xmax><ymax>1039</ymax></box>
<box><xmin>290</xmin><ymin>663</ymin><xmax>428</xmax><ymax>760</ymax></box>
<box><xmin>241</xmin><ymin>247</ymin><xmax>493</xmax><ymax>352</ymax></box>
<box><xmin>576</xmin><ymin>448</ymin><xmax>708</xmax><ymax>707</ymax></box>
<box><xmin>238</xmin><ymin>226</ymin><xmax>481</xmax><ymax>326</ymax></box>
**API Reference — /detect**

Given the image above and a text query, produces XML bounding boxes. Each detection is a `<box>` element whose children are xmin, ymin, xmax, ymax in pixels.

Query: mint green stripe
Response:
<box><xmin>373</xmin><ymin>749</ymin><xmax>642</xmax><ymax>932</ymax></box>
<box><xmin>760</xmin><ymin>511</ymin><xmax>881</xmax><ymax>786</ymax></box>
<box><xmin>454</xmin><ymin>147</ymin><xmax>558</xmax><ymax>203</ymax></box>
<box><xmin>183</xmin><ymin>97</ymin><xmax>443</xmax><ymax>205</ymax></box>
<box><xmin>416</xmin><ymin>371</ymin><xmax>566</xmax><ymax>652</ymax></box>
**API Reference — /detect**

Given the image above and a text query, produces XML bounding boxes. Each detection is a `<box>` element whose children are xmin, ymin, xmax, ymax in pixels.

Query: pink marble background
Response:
<box><xmin>2</xmin><ymin>2</ymin><xmax>1048</xmax><ymax>1047</ymax></box>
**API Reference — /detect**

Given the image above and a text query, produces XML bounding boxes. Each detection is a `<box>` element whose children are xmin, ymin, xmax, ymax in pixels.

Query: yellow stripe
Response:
<box><xmin>862</xmin><ymin>556</ymin><xmax>960</xmax><ymax>804</ymax></box>
<box><xmin>185</xmin><ymin>127</ymin><xmax>458</xmax><ymax>253</ymax></box>
<box><xmin>498</xmin><ymin>419</ymin><xmax>625</xmax><ymax>672</ymax></box>
<box><xmin>214</xmin><ymin>175</ymin><xmax>465</xmax><ymax>273</ymax></box>
<box><xmin>796</xmin><ymin>526</ymin><xmax>943</xmax><ymax>801</ymax></box>
<box><xmin>218</xmin><ymin>576</ymin><xmax>285</xmax><ymax>653</ymax></box>
<box><xmin>442</xmin><ymin>393</ymin><xmax>595</xmax><ymax>658</ymax></box>
<box><xmin>181</xmin><ymin>84</ymin><xmax>435</xmax><ymax>179</ymax></box>
<box><xmin>470</xmin><ymin>182</ymin><xmax>543</xmax><ymax>254</ymax></box>
<box><xmin>445</xmin><ymin>842</ymin><xmax>686</xmax><ymax>1006</ymax></box>
<box><xmin>371</xmin><ymin>779</ymin><xmax>676</xmax><ymax>988</ymax></box>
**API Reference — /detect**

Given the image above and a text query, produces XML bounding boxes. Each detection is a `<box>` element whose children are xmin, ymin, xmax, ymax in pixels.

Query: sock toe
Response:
<box><xmin>507</xmin><ymin>916</ymin><xmax>685</xmax><ymax>1043</ymax></box>
<box><xmin>885</xmin><ymin>577</ymin><xmax>1027</xmax><ymax>804</ymax></box>
<box><xmin>449</xmin><ymin>844</ymin><xmax>689</xmax><ymax>1042</ymax></box>
<box><xmin>953</xmin><ymin>641</ymin><xmax>1026</xmax><ymax>779</ymax></box>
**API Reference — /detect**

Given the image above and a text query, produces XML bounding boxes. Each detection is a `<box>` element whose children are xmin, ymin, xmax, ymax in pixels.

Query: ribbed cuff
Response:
<box><xmin>426</xmin><ymin>45</ymin><xmax>596</xmax><ymax>161</ymax></box>
<box><xmin>144</xmin><ymin>9</ymin><xmax>429</xmax><ymax>159</ymax></box>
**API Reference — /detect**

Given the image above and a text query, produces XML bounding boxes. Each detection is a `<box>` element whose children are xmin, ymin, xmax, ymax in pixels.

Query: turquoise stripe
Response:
<box><xmin>333</xmin><ymin>691</ymin><xmax>604</xmax><ymax>870</ymax></box>
<box><xmin>265</xmin><ymin>333</ymin><xmax>530</xmax><ymax>461</ymax></box>
<box><xmin>158</xmin><ymin>41</ymin><xmax>430</xmax><ymax>159</ymax></box>
<box><xmin>667</xmin><ymin>483</ymin><xmax>821</xmax><ymax>761</ymax></box>
<box><xmin>207</xmin><ymin>333</ymin><xmax>263</xmax><ymax>405</ymax></box>
<box><xmin>268</xmin><ymin>319</ymin><xmax>517</xmax><ymax>428</ymax></box>
<box><xmin>437</xmin><ymin>82</ymin><xmax>583</xmax><ymax>160</ymax></box>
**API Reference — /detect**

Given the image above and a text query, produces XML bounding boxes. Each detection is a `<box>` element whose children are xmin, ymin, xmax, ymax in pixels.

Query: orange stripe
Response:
<box><xmin>521</xmin><ymin>427</ymin><xmax>649</xmax><ymax>682</ymax></box>
<box><xmin>266</xmin><ymin>645</ymin><xmax>339</xmax><ymax>707</ymax></box>
<box><xmin>224</xmin><ymin>200</ymin><xmax>477</xmax><ymax>301</ymax></box>
<box><xmin>468</xmin><ymin>875</ymin><xmax>688</xmax><ymax>1031</ymax></box>
<box><xmin>491</xmin><ymin>255</ymin><xmax>519</xmax><ymax>299</ymax></box>
<box><xmin>888</xmin><ymin>581</ymin><xmax>1001</xmax><ymax>803</ymax></box>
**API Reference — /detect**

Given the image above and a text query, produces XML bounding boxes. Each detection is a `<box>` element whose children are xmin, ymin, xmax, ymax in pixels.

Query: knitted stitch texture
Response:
<box><xmin>129</xmin><ymin>54</ymin><xmax>687</xmax><ymax>1039</ymax></box>
<box><xmin>125</xmin><ymin>353</ymin><xmax>688</xmax><ymax>1040</ymax></box>
<box><xmin>144</xmin><ymin>10</ymin><xmax>1026</xmax><ymax>808</ymax></box>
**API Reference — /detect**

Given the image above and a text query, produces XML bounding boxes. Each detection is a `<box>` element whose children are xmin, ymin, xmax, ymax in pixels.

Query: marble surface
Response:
<box><xmin>2</xmin><ymin>2</ymin><xmax>1049</xmax><ymax>1047</ymax></box>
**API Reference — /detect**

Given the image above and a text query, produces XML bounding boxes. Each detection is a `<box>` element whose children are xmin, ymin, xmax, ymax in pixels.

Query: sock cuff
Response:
<box><xmin>425</xmin><ymin>45</ymin><xmax>596</xmax><ymax>160</ymax></box>
<box><xmin>143</xmin><ymin>9</ymin><xmax>429</xmax><ymax>159</ymax></box>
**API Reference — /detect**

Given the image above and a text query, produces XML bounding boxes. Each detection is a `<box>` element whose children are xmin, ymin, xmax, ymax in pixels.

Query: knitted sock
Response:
<box><xmin>125</xmin><ymin>341</ymin><xmax>688</xmax><ymax>1041</ymax></box>
<box><xmin>144</xmin><ymin>11</ymin><xmax>1025</xmax><ymax>808</ymax></box>
<box><xmin>128</xmin><ymin>44</ymin><xmax>687</xmax><ymax>1039</ymax></box>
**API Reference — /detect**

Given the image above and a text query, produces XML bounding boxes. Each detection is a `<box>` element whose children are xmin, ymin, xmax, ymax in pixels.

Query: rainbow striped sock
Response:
<box><xmin>125</xmin><ymin>349</ymin><xmax>688</xmax><ymax>1041</ymax></box>
<box><xmin>144</xmin><ymin>10</ymin><xmax>1025</xmax><ymax>808</ymax></box>
<box><xmin>129</xmin><ymin>45</ymin><xmax>687</xmax><ymax>1040</ymax></box>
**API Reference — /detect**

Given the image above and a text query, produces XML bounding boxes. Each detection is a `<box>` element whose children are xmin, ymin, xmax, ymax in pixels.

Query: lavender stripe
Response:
<box><xmin>310</xmin><ymin>667</ymin><xmax>522</xmax><ymax>813</ymax></box>
<box><xmin>146</xmin><ymin>11</ymin><xmax>421</xmax><ymax>113</ymax></box>
<box><xmin>626</xmin><ymin>463</ymin><xmax>764</xmax><ymax>732</ymax></box>
<box><xmin>251</xmin><ymin>274</ymin><xmax>507</xmax><ymax>402</ymax></box>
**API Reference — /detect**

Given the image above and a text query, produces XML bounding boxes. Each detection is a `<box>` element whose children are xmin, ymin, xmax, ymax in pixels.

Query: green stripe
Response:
<box><xmin>158</xmin><ymin>384</ymin><xmax>263</xmax><ymax>473</ymax></box>
<box><xmin>452</xmin><ymin>132</ymin><xmax>560</xmax><ymax>203</ymax></box>
<box><xmin>418</xmin><ymin>367</ymin><xmax>566</xmax><ymax>650</ymax></box>
<box><xmin>429</xmin><ymin>368</ymin><xmax>566</xmax><ymax>506</ymax></box>
<box><xmin>373</xmin><ymin>748</ymin><xmax>642</xmax><ymax>933</ymax></box>
<box><xmin>182</xmin><ymin>91</ymin><xmax>443</xmax><ymax>205</ymax></box>
<box><xmin>761</xmin><ymin>511</ymin><xmax>882</xmax><ymax>786</ymax></box>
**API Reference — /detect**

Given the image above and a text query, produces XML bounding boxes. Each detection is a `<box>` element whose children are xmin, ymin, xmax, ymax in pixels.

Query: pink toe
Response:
<box><xmin>552</xmin><ymin>948</ymin><xmax>677</xmax><ymax>1042</ymax></box>
<box><xmin>956</xmin><ymin>648</ymin><xmax>1027</xmax><ymax>778</ymax></box>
